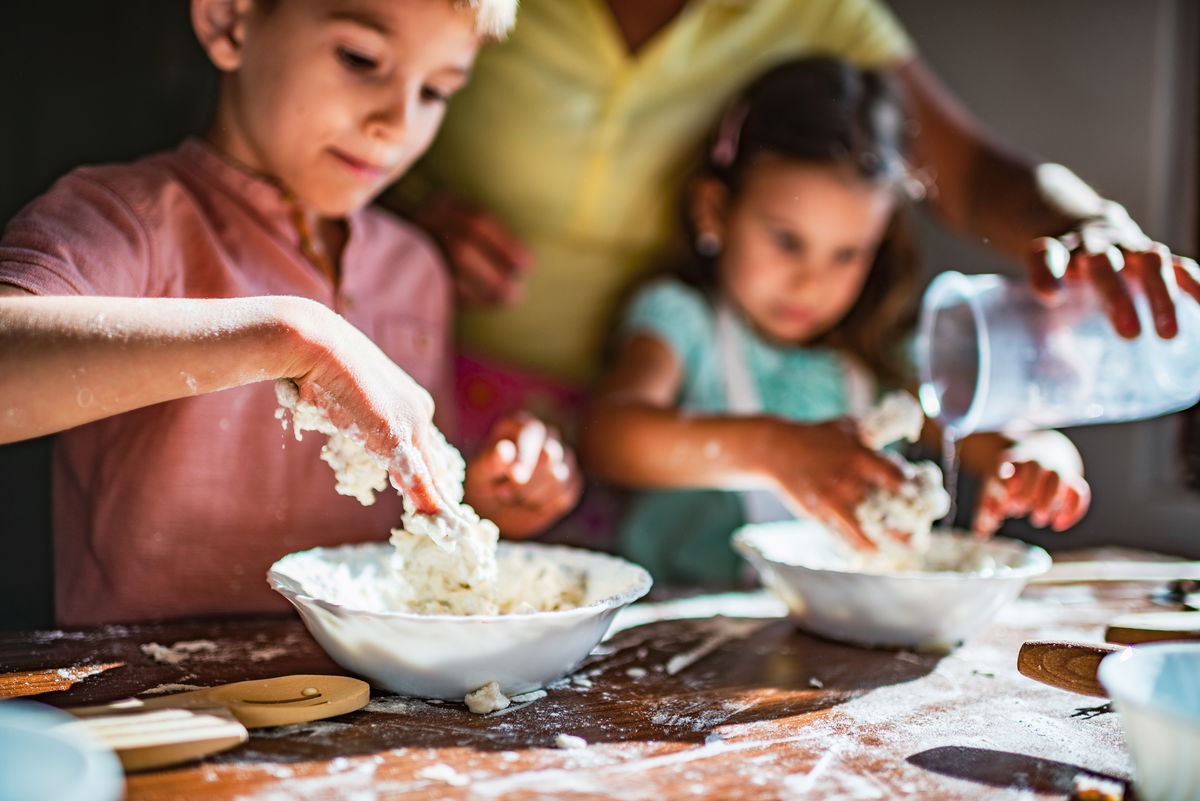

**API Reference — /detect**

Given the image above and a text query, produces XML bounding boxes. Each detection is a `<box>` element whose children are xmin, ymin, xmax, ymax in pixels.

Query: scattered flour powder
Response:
<box><xmin>139</xmin><ymin>640</ymin><xmax>219</xmax><ymax>665</ymax></box>
<box><xmin>554</xmin><ymin>734</ymin><xmax>588</xmax><ymax>750</ymax></box>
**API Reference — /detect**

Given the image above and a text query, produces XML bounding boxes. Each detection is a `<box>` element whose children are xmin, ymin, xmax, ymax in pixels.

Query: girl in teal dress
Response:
<box><xmin>583</xmin><ymin>58</ymin><xmax>1092</xmax><ymax>587</ymax></box>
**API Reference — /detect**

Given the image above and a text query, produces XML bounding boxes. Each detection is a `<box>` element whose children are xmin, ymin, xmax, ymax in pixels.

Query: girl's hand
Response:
<box><xmin>762</xmin><ymin>418</ymin><xmax>907</xmax><ymax>550</ymax></box>
<box><xmin>464</xmin><ymin>413</ymin><xmax>582</xmax><ymax>538</ymax></box>
<box><xmin>414</xmin><ymin>193</ymin><xmax>533</xmax><ymax>308</ymax></box>
<box><xmin>972</xmin><ymin>430</ymin><xmax>1090</xmax><ymax>537</ymax></box>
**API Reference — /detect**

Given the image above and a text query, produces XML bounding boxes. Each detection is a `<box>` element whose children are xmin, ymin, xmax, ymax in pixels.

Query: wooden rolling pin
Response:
<box><xmin>1016</xmin><ymin>640</ymin><xmax>1122</xmax><ymax>697</ymax></box>
<box><xmin>1104</xmin><ymin>611</ymin><xmax>1200</xmax><ymax>644</ymax></box>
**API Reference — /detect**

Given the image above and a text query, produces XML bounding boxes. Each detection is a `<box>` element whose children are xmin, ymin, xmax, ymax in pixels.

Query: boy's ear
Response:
<box><xmin>192</xmin><ymin>0</ymin><xmax>254</xmax><ymax>71</ymax></box>
<box><xmin>689</xmin><ymin>177</ymin><xmax>729</xmax><ymax>241</ymax></box>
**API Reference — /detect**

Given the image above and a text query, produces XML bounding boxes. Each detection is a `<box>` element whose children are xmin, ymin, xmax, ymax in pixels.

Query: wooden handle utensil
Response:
<box><xmin>1104</xmin><ymin>611</ymin><xmax>1200</xmax><ymax>644</ymax></box>
<box><xmin>1016</xmin><ymin>640</ymin><xmax>1122</xmax><ymax>697</ymax></box>
<box><xmin>69</xmin><ymin>674</ymin><xmax>369</xmax><ymax>728</ymax></box>
<box><xmin>63</xmin><ymin>706</ymin><xmax>248</xmax><ymax>772</ymax></box>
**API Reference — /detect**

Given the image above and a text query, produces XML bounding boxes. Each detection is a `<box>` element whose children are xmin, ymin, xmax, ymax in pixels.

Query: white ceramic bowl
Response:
<box><xmin>268</xmin><ymin>541</ymin><xmax>651</xmax><ymax>699</ymax></box>
<box><xmin>733</xmin><ymin>520</ymin><xmax>1050</xmax><ymax>649</ymax></box>
<box><xmin>1099</xmin><ymin>643</ymin><xmax>1200</xmax><ymax>801</ymax></box>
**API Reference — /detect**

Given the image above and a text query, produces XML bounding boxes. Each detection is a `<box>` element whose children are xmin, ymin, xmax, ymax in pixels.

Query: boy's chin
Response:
<box><xmin>302</xmin><ymin>186</ymin><xmax>384</xmax><ymax>219</ymax></box>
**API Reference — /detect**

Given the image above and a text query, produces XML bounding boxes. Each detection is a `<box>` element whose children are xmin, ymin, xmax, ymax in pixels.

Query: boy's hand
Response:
<box><xmin>762</xmin><ymin>418</ymin><xmax>908</xmax><ymax>550</ymax></box>
<box><xmin>972</xmin><ymin>430</ymin><xmax>1091</xmax><ymax>537</ymax></box>
<box><xmin>415</xmin><ymin>193</ymin><xmax>533</xmax><ymax>308</ymax></box>
<box><xmin>463</xmin><ymin>413</ymin><xmax>582</xmax><ymax>538</ymax></box>
<box><xmin>282</xmin><ymin>299</ymin><xmax>457</xmax><ymax>517</ymax></box>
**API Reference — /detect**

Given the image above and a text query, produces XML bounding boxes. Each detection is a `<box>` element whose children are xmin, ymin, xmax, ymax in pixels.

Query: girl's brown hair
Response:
<box><xmin>678</xmin><ymin>56</ymin><xmax>921</xmax><ymax>389</ymax></box>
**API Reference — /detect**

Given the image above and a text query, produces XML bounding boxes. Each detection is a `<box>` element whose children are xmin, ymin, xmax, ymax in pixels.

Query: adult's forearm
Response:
<box><xmin>0</xmin><ymin>293</ymin><xmax>325</xmax><ymax>443</ymax></box>
<box><xmin>896</xmin><ymin>60</ymin><xmax>1078</xmax><ymax>258</ymax></box>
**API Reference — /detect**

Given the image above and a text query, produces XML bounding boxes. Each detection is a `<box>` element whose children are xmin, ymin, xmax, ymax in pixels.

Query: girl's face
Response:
<box><xmin>202</xmin><ymin>0</ymin><xmax>481</xmax><ymax>217</ymax></box>
<box><xmin>700</xmin><ymin>155</ymin><xmax>896</xmax><ymax>346</ymax></box>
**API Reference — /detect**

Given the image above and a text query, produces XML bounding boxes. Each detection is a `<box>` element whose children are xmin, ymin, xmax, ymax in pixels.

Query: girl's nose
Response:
<box><xmin>787</xmin><ymin>263</ymin><xmax>816</xmax><ymax>292</ymax></box>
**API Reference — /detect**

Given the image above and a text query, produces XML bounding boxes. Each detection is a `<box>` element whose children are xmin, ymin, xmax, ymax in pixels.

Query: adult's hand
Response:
<box><xmin>1026</xmin><ymin>167</ymin><xmax>1200</xmax><ymax>339</ymax></box>
<box><xmin>414</xmin><ymin>192</ymin><xmax>533</xmax><ymax>308</ymax></box>
<box><xmin>894</xmin><ymin>61</ymin><xmax>1200</xmax><ymax>341</ymax></box>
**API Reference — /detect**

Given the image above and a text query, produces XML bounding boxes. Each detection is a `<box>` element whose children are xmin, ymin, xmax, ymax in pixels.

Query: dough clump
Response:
<box><xmin>464</xmin><ymin>681</ymin><xmax>510</xmax><ymax>714</ymax></box>
<box><xmin>851</xmin><ymin>392</ymin><xmax>952</xmax><ymax>571</ymax></box>
<box><xmin>275</xmin><ymin>380</ymin><xmax>584</xmax><ymax>615</ymax></box>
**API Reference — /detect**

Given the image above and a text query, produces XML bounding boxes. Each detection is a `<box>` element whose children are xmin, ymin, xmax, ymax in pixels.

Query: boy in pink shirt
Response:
<box><xmin>0</xmin><ymin>0</ymin><xmax>579</xmax><ymax>625</ymax></box>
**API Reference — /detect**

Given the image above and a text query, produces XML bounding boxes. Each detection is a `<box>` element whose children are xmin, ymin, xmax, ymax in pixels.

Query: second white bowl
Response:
<box><xmin>733</xmin><ymin>520</ymin><xmax>1050</xmax><ymax>649</ymax></box>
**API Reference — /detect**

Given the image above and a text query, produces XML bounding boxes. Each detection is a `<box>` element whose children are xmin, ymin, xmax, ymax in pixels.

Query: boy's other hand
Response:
<box><xmin>464</xmin><ymin>412</ymin><xmax>582</xmax><ymax>538</ymax></box>
<box><xmin>972</xmin><ymin>430</ymin><xmax>1090</xmax><ymax>537</ymax></box>
<box><xmin>415</xmin><ymin>193</ymin><xmax>533</xmax><ymax>308</ymax></box>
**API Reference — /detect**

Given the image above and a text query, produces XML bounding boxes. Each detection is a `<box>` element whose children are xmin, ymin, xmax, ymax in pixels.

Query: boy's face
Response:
<box><xmin>205</xmin><ymin>0</ymin><xmax>481</xmax><ymax>217</ymax></box>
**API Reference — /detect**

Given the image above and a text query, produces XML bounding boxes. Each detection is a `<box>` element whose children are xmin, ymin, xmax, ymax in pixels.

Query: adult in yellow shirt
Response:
<box><xmin>393</xmin><ymin>0</ymin><xmax>1197</xmax><ymax>433</ymax></box>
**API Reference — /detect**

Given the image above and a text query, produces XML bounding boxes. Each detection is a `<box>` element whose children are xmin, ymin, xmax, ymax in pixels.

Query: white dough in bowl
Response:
<box><xmin>268</xmin><ymin>542</ymin><xmax>652</xmax><ymax>698</ymax></box>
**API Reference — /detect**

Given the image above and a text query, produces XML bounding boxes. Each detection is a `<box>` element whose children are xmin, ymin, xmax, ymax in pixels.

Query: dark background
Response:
<box><xmin>2</xmin><ymin>1</ymin><xmax>1197</xmax><ymax>629</ymax></box>
<box><xmin>1</xmin><ymin>2</ymin><xmax>215</xmax><ymax>628</ymax></box>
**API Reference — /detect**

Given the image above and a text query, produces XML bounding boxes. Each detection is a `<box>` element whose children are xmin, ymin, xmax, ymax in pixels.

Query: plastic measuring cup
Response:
<box><xmin>917</xmin><ymin>271</ymin><xmax>1200</xmax><ymax>437</ymax></box>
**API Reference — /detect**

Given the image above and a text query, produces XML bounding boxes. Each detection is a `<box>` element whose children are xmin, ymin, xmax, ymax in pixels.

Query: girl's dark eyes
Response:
<box><xmin>771</xmin><ymin>229</ymin><xmax>800</xmax><ymax>252</ymax></box>
<box><xmin>832</xmin><ymin>247</ymin><xmax>859</xmax><ymax>265</ymax></box>
<box><xmin>336</xmin><ymin>46</ymin><xmax>379</xmax><ymax>73</ymax></box>
<box><xmin>420</xmin><ymin>86</ymin><xmax>450</xmax><ymax>104</ymax></box>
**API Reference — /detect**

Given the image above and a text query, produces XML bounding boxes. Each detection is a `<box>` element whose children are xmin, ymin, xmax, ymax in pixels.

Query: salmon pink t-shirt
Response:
<box><xmin>0</xmin><ymin>139</ymin><xmax>452</xmax><ymax>625</ymax></box>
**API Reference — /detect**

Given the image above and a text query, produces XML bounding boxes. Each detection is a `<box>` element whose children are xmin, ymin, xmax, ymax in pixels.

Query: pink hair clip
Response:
<box><xmin>711</xmin><ymin>101</ymin><xmax>749</xmax><ymax>167</ymax></box>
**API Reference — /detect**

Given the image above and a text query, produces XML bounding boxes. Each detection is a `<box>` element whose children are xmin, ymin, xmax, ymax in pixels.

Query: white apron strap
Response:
<box><xmin>714</xmin><ymin>302</ymin><xmax>793</xmax><ymax>525</ymax></box>
<box><xmin>840</xmin><ymin>354</ymin><xmax>876</xmax><ymax>417</ymax></box>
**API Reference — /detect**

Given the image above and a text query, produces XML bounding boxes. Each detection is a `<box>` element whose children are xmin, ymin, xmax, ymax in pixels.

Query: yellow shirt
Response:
<box><xmin>403</xmin><ymin>0</ymin><xmax>914</xmax><ymax>383</ymax></box>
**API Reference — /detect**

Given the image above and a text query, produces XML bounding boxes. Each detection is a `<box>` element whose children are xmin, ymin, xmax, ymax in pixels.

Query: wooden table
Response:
<box><xmin>0</xmin><ymin>553</ymin><xmax>1183</xmax><ymax>801</ymax></box>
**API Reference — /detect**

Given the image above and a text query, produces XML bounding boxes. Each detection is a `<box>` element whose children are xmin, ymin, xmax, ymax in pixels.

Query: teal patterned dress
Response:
<box><xmin>617</xmin><ymin>279</ymin><xmax>879</xmax><ymax>587</ymax></box>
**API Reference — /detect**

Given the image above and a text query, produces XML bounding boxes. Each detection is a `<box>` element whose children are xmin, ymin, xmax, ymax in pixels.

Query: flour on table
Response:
<box><xmin>464</xmin><ymin>681</ymin><xmax>510</xmax><ymax>715</ymax></box>
<box><xmin>140</xmin><ymin>640</ymin><xmax>218</xmax><ymax>665</ymax></box>
<box><xmin>415</xmin><ymin>763</ymin><xmax>469</xmax><ymax>786</ymax></box>
<box><xmin>554</xmin><ymin>734</ymin><xmax>588</xmax><ymax>749</ymax></box>
<box><xmin>274</xmin><ymin>380</ymin><xmax>585</xmax><ymax>616</ymax></box>
<box><xmin>140</xmin><ymin>683</ymin><xmax>204</xmax><ymax>695</ymax></box>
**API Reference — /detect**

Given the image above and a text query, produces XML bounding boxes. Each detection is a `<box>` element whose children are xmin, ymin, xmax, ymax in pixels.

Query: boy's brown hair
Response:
<box><xmin>254</xmin><ymin>0</ymin><xmax>517</xmax><ymax>39</ymax></box>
